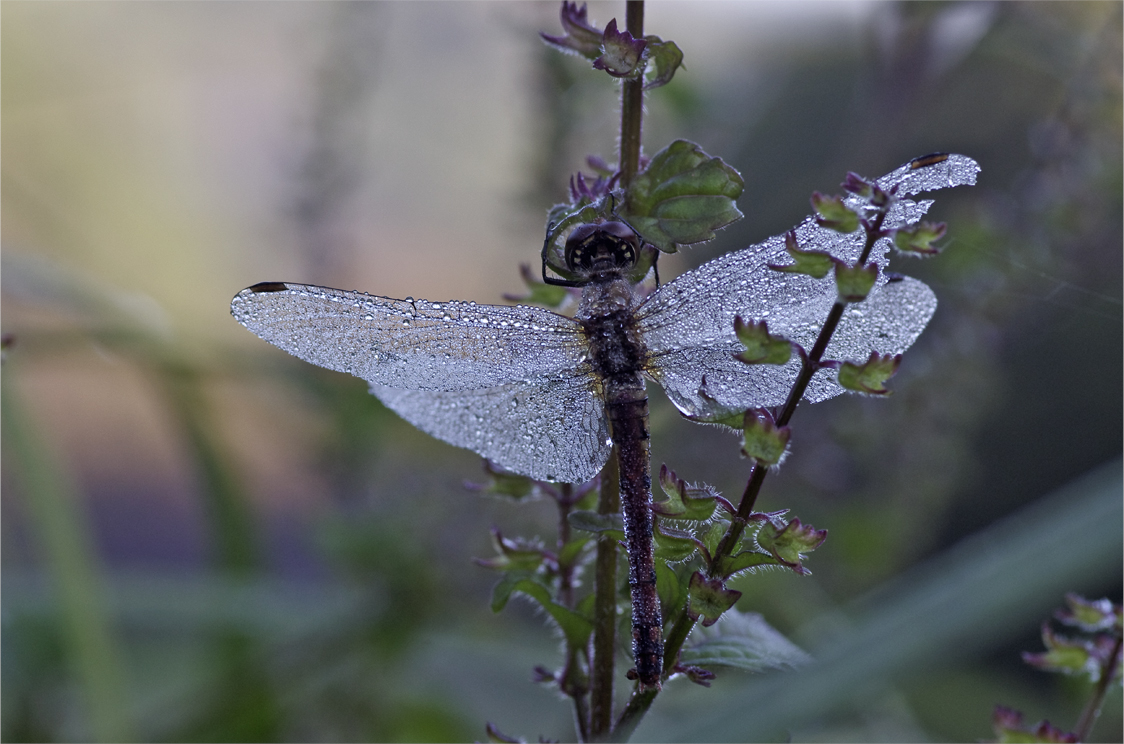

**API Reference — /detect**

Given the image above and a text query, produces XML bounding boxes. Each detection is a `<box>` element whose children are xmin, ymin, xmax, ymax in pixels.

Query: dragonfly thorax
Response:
<box><xmin>564</xmin><ymin>221</ymin><xmax>641</xmax><ymax>280</ymax></box>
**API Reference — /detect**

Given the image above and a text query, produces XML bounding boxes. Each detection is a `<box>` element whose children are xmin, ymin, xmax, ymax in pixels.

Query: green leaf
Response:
<box><xmin>740</xmin><ymin>410</ymin><xmax>790</xmax><ymax>466</ymax></box>
<box><xmin>474</xmin><ymin>529</ymin><xmax>545</xmax><ymax>571</ymax></box>
<box><xmin>992</xmin><ymin>707</ymin><xmax>1080</xmax><ymax>743</ymax></box>
<box><xmin>624</xmin><ymin>139</ymin><xmax>744</xmax><ymax>252</ymax></box>
<box><xmin>492</xmin><ymin>575</ymin><xmax>594</xmax><ymax>648</ymax></box>
<box><xmin>557</xmin><ymin>537</ymin><xmax>590</xmax><ymax>569</ymax></box>
<box><xmin>834</xmin><ymin>261</ymin><xmax>879</xmax><ymax>303</ymax></box>
<box><xmin>836</xmin><ymin>351</ymin><xmax>902</xmax><ymax>396</ymax></box>
<box><xmin>654</xmin><ymin>465</ymin><xmax>719</xmax><ymax>521</ymax></box>
<box><xmin>755</xmin><ymin>517</ymin><xmax>827</xmax><ymax>576</ymax></box>
<box><xmin>811</xmin><ymin>191</ymin><xmax>860</xmax><ymax>233</ymax></box>
<box><xmin>653</xmin><ymin>521</ymin><xmax>700</xmax><ymax>562</ymax></box>
<box><xmin>1056</xmin><ymin>594</ymin><xmax>1118</xmax><ymax>632</ymax></box>
<box><xmin>643</xmin><ymin>37</ymin><xmax>683</xmax><ymax>89</ymax></box>
<box><xmin>893</xmin><ymin>221</ymin><xmax>947</xmax><ymax>256</ymax></box>
<box><xmin>568</xmin><ymin>510</ymin><xmax>625</xmax><ymax>541</ymax></box>
<box><xmin>687</xmin><ymin>572</ymin><xmax>742</xmax><ymax>627</ymax></box>
<box><xmin>490</xmin><ymin>570</ymin><xmax>538</xmax><ymax>612</ymax></box>
<box><xmin>655</xmin><ymin>560</ymin><xmax>686</xmax><ymax>616</ymax></box>
<box><xmin>680</xmin><ymin>611</ymin><xmax>812</xmax><ymax>672</ymax></box>
<box><xmin>682</xmin><ymin>386</ymin><xmax>749</xmax><ymax>428</ymax></box>
<box><xmin>734</xmin><ymin>317</ymin><xmax>793</xmax><ymax>365</ymax></box>
<box><xmin>1022</xmin><ymin>624</ymin><xmax>1100</xmax><ymax>680</ymax></box>
<box><xmin>715</xmin><ymin>550</ymin><xmax>784</xmax><ymax>579</ymax></box>
<box><xmin>768</xmin><ymin>230</ymin><xmax>835</xmax><ymax>279</ymax></box>
<box><xmin>467</xmin><ymin>461</ymin><xmax>544</xmax><ymax>501</ymax></box>
<box><xmin>702</xmin><ymin>521</ymin><xmax>728</xmax><ymax>559</ymax></box>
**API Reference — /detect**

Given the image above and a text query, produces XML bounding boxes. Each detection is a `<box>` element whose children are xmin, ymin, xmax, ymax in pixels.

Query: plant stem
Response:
<box><xmin>590</xmin><ymin>448</ymin><xmax>621</xmax><ymax>740</ymax></box>
<box><xmin>616</xmin><ymin>197</ymin><xmax>893</xmax><ymax>733</ymax></box>
<box><xmin>1074</xmin><ymin>631</ymin><xmax>1123</xmax><ymax>741</ymax></box>
<box><xmin>610</xmin><ymin>687</ymin><xmax>657</xmax><ymax>743</ymax></box>
<box><xmin>596</xmin><ymin>3</ymin><xmax>645</xmax><ymax>741</ymax></box>
<box><xmin>710</xmin><ymin>208</ymin><xmax>890</xmax><ymax>563</ymax></box>
<box><xmin>618</xmin><ymin>1</ymin><xmax>644</xmax><ymax>191</ymax></box>
<box><xmin>558</xmin><ymin>483</ymin><xmax>576</xmax><ymax>609</ymax></box>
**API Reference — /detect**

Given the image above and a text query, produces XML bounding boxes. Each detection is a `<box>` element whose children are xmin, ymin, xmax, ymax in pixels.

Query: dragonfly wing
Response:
<box><xmin>232</xmin><ymin>282</ymin><xmax>610</xmax><ymax>482</ymax></box>
<box><xmin>232</xmin><ymin>282</ymin><xmax>589</xmax><ymax>390</ymax></box>
<box><xmin>371</xmin><ymin>378</ymin><xmax>611</xmax><ymax>483</ymax></box>
<box><xmin>638</xmin><ymin>154</ymin><xmax>977</xmax><ymax>419</ymax></box>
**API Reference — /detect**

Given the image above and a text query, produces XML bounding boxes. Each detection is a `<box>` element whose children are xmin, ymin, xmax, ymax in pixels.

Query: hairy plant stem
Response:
<box><xmin>557</xmin><ymin>483</ymin><xmax>576</xmax><ymax>609</ymax></box>
<box><xmin>594</xmin><ymin>3</ymin><xmax>646</xmax><ymax>740</ymax></box>
<box><xmin>618</xmin><ymin>1</ymin><xmax>644</xmax><ymax>191</ymax></box>
<box><xmin>1074</xmin><ymin>631</ymin><xmax>1122</xmax><ymax>741</ymax></box>
<box><xmin>590</xmin><ymin>448</ymin><xmax>621</xmax><ymax>740</ymax></box>
<box><xmin>616</xmin><ymin>203</ymin><xmax>892</xmax><ymax>734</ymax></box>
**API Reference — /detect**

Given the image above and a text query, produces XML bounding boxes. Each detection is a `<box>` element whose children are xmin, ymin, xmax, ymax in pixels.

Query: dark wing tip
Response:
<box><xmin>908</xmin><ymin>152</ymin><xmax>950</xmax><ymax>170</ymax></box>
<box><xmin>246</xmin><ymin>281</ymin><xmax>291</xmax><ymax>293</ymax></box>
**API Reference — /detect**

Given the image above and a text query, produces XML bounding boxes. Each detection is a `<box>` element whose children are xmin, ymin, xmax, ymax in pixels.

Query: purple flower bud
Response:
<box><xmin>842</xmin><ymin>171</ymin><xmax>872</xmax><ymax>197</ymax></box>
<box><xmin>540</xmin><ymin>1</ymin><xmax>603</xmax><ymax>59</ymax></box>
<box><xmin>592</xmin><ymin>18</ymin><xmax>648</xmax><ymax>78</ymax></box>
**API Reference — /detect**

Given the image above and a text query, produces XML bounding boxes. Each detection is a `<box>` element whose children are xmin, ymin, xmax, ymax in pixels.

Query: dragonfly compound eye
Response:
<box><xmin>564</xmin><ymin>221</ymin><xmax>641</xmax><ymax>273</ymax></box>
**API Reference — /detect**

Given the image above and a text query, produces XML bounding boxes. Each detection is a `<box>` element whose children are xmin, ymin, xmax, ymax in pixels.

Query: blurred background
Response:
<box><xmin>2</xmin><ymin>2</ymin><xmax>1120</xmax><ymax>741</ymax></box>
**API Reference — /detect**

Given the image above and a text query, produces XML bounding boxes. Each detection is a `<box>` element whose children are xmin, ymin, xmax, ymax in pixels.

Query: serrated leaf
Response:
<box><xmin>687</xmin><ymin>572</ymin><xmax>741</xmax><ymax>627</ymax></box>
<box><xmin>741</xmin><ymin>410</ymin><xmax>790</xmax><ymax>466</ymax></box>
<box><xmin>475</xmin><ymin>529</ymin><xmax>545</xmax><ymax>571</ymax></box>
<box><xmin>1022</xmin><ymin>623</ymin><xmax>1100</xmax><ymax>680</ymax></box>
<box><xmin>653</xmin><ymin>521</ymin><xmax>700</xmax><ymax>562</ymax></box>
<box><xmin>702</xmin><ymin>521</ymin><xmax>728</xmax><ymax>558</ymax></box>
<box><xmin>834</xmin><ymin>261</ymin><xmax>879</xmax><ymax>303</ymax></box>
<box><xmin>836</xmin><ymin>351</ymin><xmax>901</xmax><ymax>395</ymax></box>
<box><xmin>655</xmin><ymin>560</ymin><xmax>686</xmax><ymax>615</ymax></box>
<box><xmin>768</xmin><ymin>230</ymin><xmax>836</xmax><ymax>279</ymax></box>
<box><xmin>568</xmin><ymin>510</ymin><xmax>625</xmax><ymax>541</ymax></box>
<box><xmin>654</xmin><ymin>465</ymin><xmax>720</xmax><ymax>521</ymax></box>
<box><xmin>680</xmin><ymin>610</ymin><xmax>812</xmax><ymax>672</ymax></box>
<box><xmin>755</xmin><ymin>517</ymin><xmax>826</xmax><ymax>575</ymax></box>
<box><xmin>683</xmin><ymin>380</ymin><xmax>749</xmax><ymax>428</ymax></box>
<box><xmin>992</xmin><ymin>706</ymin><xmax>1079</xmax><ymax>744</ymax></box>
<box><xmin>1056</xmin><ymin>594</ymin><xmax>1118</xmax><ymax>632</ymax></box>
<box><xmin>624</xmin><ymin>139</ymin><xmax>744</xmax><ymax>251</ymax></box>
<box><xmin>893</xmin><ymin>221</ymin><xmax>947</xmax><ymax>256</ymax></box>
<box><xmin>734</xmin><ymin>316</ymin><xmax>793</xmax><ymax>366</ymax></box>
<box><xmin>494</xmin><ymin>575</ymin><xmax>594</xmax><ymax>648</ymax></box>
<box><xmin>643</xmin><ymin>37</ymin><xmax>683</xmax><ymax>89</ymax></box>
<box><xmin>491</xmin><ymin>570</ymin><xmax>538</xmax><ymax>612</ymax></box>
<box><xmin>811</xmin><ymin>192</ymin><xmax>860</xmax><ymax>233</ymax></box>
<box><xmin>466</xmin><ymin>461</ymin><xmax>544</xmax><ymax>501</ymax></box>
<box><xmin>715</xmin><ymin>550</ymin><xmax>783</xmax><ymax>579</ymax></box>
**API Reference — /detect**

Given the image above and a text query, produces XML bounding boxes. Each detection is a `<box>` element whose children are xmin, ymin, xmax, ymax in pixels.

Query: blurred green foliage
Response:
<box><xmin>2</xmin><ymin>2</ymin><xmax>1120</xmax><ymax>742</ymax></box>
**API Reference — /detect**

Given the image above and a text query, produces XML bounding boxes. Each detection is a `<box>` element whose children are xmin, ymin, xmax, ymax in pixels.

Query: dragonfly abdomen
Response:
<box><xmin>605</xmin><ymin>381</ymin><xmax>663</xmax><ymax>689</ymax></box>
<box><xmin>580</xmin><ymin>275</ymin><xmax>664</xmax><ymax>689</ymax></box>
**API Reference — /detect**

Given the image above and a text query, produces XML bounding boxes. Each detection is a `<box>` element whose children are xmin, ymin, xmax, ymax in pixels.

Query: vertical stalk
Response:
<box><xmin>589</xmin><ymin>448</ymin><xmax>621</xmax><ymax>740</ymax></box>
<box><xmin>618</xmin><ymin>1</ymin><xmax>644</xmax><ymax>190</ymax></box>
<box><xmin>618</xmin><ymin>186</ymin><xmax>895</xmax><ymax>734</ymax></box>
<box><xmin>594</xmin><ymin>3</ymin><xmax>647</xmax><ymax>739</ymax></box>
<box><xmin>1074</xmin><ymin>632</ymin><xmax>1123</xmax><ymax>741</ymax></box>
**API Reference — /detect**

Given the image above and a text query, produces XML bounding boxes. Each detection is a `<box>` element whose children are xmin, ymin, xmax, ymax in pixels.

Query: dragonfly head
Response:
<box><xmin>564</xmin><ymin>221</ymin><xmax>641</xmax><ymax>277</ymax></box>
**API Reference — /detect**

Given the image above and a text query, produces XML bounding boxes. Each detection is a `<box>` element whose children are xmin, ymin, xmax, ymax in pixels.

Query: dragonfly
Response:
<box><xmin>232</xmin><ymin>153</ymin><xmax>979</xmax><ymax>688</ymax></box>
